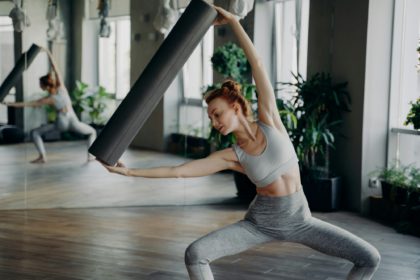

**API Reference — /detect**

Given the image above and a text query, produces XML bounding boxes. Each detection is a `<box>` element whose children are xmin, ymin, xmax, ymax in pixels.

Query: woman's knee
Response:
<box><xmin>30</xmin><ymin>129</ymin><xmax>39</xmax><ymax>140</ymax></box>
<box><xmin>358</xmin><ymin>246</ymin><xmax>381</xmax><ymax>268</ymax></box>
<box><xmin>185</xmin><ymin>241</ymin><xmax>208</xmax><ymax>265</ymax></box>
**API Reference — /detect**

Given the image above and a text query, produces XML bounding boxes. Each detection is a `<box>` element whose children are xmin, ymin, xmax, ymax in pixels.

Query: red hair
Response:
<box><xmin>39</xmin><ymin>72</ymin><xmax>59</xmax><ymax>89</ymax></box>
<box><xmin>205</xmin><ymin>80</ymin><xmax>253</xmax><ymax>120</ymax></box>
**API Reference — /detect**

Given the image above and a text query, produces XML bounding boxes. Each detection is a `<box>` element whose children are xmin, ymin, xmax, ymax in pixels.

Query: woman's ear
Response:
<box><xmin>233</xmin><ymin>103</ymin><xmax>240</xmax><ymax>114</ymax></box>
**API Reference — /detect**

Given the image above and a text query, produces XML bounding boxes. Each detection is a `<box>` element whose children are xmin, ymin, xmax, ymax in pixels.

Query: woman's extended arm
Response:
<box><xmin>2</xmin><ymin>97</ymin><xmax>54</xmax><ymax>108</ymax></box>
<box><xmin>102</xmin><ymin>148</ymin><xmax>244</xmax><ymax>178</ymax></box>
<box><xmin>214</xmin><ymin>7</ymin><xmax>286</xmax><ymax>133</ymax></box>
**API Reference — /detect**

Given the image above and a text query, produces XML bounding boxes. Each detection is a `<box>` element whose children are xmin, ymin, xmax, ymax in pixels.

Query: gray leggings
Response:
<box><xmin>185</xmin><ymin>189</ymin><xmax>380</xmax><ymax>280</ymax></box>
<box><xmin>31</xmin><ymin>112</ymin><xmax>97</xmax><ymax>158</ymax></box>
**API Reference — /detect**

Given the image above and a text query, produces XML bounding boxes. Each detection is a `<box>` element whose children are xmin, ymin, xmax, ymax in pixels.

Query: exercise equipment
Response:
<box><xmin>0</xmin><ymin>44</ymin><xmax>42</xmax><ymax>102</ymax></box>
<box><xmin>89</xmin><ymin>0</ymin><xmax>217</xmax><ymax>165</ymax></box>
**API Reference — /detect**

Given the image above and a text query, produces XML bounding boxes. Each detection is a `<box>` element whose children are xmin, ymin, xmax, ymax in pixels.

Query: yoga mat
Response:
<box><xmin>0</xmin><ymin>44</ymin><xmax>42</xmax><ymax>102</ymax></box>
<box><xmin>89</xmin><ymin>0</ymin><xmax>217</xmax><ymax>165</ymax></box>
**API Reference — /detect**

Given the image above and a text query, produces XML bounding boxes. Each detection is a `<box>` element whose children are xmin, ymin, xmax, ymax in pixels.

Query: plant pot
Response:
<box><xmin>90</xmin><ymin>123</ymin><xmax>105</xmax><ymax>136</ymax></box>
<box><xmin>167</xmin><ymin>133</ymin><xmax>210</xmax><ymax>159</ymax></box>
<box><xmin>233</xmin><ymin>171</ymin><xmax>256</xmax><ymax>202</ymax></box>
<box><xmin>408</xmin><ymin>190</ymin><xmax>420</xmax><ymax>207</ymax></box>
<box><xmin>381</xmin><ymin>181</ymin><xmax>392</xmax><ymax>201</ymax></box>
<box><xmin>303</xmin><ymin>176</ymin><xmax>342</xmax><ymax>212</ymax></box>
<box><xmin>393</xmin><ymin>186</ymin><xmax>409</xmax><ymax>205</ymax></box>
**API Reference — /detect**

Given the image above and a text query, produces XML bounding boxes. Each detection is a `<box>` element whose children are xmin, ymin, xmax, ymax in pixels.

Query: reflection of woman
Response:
<box><xmin>2</xmin><ymin>49</ymin><xmax>96</xmax><ymax>164</ymax></box>
<box><xmin>102</xmin><ymin>7</ymin><xmax>380</xmax><ymax>280</ymax></box>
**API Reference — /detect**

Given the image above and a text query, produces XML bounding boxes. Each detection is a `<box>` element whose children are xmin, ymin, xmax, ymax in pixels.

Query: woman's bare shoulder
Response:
<box><xmin>210</xmin><ymin>147</ymin><xmax>238</xmax><ymax>161</ymax></box>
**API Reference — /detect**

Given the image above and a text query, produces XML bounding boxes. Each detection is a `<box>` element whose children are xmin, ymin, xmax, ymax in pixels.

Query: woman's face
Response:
<box><xmin>207</xmin><ymin>98</ymin><xmax>239</xmax><ymax>135</ymax></box>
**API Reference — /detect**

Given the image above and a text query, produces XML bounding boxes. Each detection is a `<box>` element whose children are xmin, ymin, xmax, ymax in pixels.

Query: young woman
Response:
<box><xmin>2</xmin><ymin>48</ymin><xmax>96</xmax><ymax>163</ymax></box>
<box><xmin>102</xmin><ymin>6</ymin><xmax>380</xmax><ymax>280</ymax></box>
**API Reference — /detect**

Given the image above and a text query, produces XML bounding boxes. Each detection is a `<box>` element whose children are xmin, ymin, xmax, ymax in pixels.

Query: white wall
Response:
<box><xmin>361</xmin><ymin>0</ymin><xmax>395</xmax><ymax>213</ymax></box>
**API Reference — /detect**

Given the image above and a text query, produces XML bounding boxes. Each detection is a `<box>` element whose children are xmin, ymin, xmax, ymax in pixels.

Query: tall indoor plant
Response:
<box><xmin>282</xmin><ymin>72</ymin><xmax>351</xmax><ymax>210</ymax></box>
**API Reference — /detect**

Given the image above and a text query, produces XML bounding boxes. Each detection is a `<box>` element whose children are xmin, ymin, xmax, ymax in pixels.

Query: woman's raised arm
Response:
<box><xmin>43</xmin><ymin>48</ymin><xmax>63</xmax><ymax>88</ymax></box>
<box><xmin>214</xmin><ymin>6</ymin><xmax>286</xmax><ymax>133</ymax></box>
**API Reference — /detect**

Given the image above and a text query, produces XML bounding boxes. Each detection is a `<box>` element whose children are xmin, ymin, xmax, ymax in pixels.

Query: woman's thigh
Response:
<box><xmin>185</xmin><ymin>220</ymin><xmax>273</xmax><ymax>264</ymax></box>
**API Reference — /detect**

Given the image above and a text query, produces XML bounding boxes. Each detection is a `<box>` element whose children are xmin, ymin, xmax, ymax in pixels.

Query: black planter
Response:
<box><xmin>233</xmin><ymin>171</ymin><xmax>256</xmax><ymax>202</ymax></box>
<box><xmin>303</xmin><ymin>176</ymin><xmax>342</xmax><ymax>212</ymax></box>
<box><xmin>408</xmin><ymin>191</ymin><xmax>420</xmax><ymax>207</ymax></box>
<box><xmin>393</xmin><ymin>186</ymin><xmax>409</xmax><ymax>205</ymax></box>
<box><xmin>381</xmin><ymin>181</ymin><xmax>392</xmax><ymax>201</ymax></box>
<box><xmin>168</xmin><ymin>133</ymin><xmax>210</xmax><ymax>159</ymax></box>
<box><xmin>91</xmin><ymin>123</ymin><xmax>105</xmax><ymax>136</ymax></box>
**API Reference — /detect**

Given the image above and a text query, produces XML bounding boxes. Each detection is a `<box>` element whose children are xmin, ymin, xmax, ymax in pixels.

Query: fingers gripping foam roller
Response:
<box><xmin>0</xmin><ymin>44</ymin><xmax>42</xmax><ymax>102</ymax></box>
<box><xmin>89</xmin><ymin>0</ymin><xmax>217</xmax><ymax>165</ymax></box>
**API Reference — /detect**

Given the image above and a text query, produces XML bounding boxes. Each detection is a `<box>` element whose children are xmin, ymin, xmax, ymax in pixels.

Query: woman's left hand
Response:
<box><xmin>213</xmin><ymin>6</ymin><xmax>236</xmax><ymax>25</ymax></box>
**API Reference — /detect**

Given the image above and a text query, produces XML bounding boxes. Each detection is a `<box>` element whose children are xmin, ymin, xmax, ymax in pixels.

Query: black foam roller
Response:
<box><xmin>89</xmin><ymin>0</ymin><xmax>217</xmax><ymax>165</ymax></box>
<box><xmin>0</xmin><ymin>44</ymin><xmax>42</xmax><ymax>102</ymax></box>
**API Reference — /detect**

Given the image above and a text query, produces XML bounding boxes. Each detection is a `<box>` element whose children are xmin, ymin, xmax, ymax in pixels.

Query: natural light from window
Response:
<box><xmin>98</xmin><ymin>17</ymin><xmax>131</xmax><ymax>100</ymax></box>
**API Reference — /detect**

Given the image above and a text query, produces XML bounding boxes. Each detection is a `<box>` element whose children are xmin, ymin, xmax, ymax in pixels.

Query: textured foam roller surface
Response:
<box><xmin>0</xmin><ymin>44</ymin><xmax>42</xmax><ymax>102</ymax></box>
<box><xmin>89</xmin><ymin>0</ymin><xmax>217</xmax><ymax>165</ymax></box>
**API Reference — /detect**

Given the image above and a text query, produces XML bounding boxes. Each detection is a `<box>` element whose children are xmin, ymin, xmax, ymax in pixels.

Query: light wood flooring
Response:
<box><xmin>0</xmin><ymin>141</ymin><xmax>419</xmax><ymax>279</ymax></box>
<box><xmin>0</xmin><ymin>206</ymin><xmax>419</xmax><ymax>279</ymax></box>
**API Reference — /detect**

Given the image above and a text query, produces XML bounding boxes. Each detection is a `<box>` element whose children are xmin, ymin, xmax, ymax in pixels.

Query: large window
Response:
<box><xmin>388</xmin><ymin>0</ymin><xmax>420</xmax><ymax>168</ymax></box>
<box><xmin>274</xmin><ymin>0</ymin><xmax>309</xmax><ymax>97</ymax></box>
<box><xmin>178</xmin><ymin>27</ymin><xmax>214</xmax><ymax>137</ymax></box>
<box><xmin>98</xmin><ymin>17</ymin><xmax>131</xmax><ymax>100</ymax></box>
<box><xmin>0</xmin><ymin>17</ymin><xmax>14</xmax><ymax>124</ymax></box>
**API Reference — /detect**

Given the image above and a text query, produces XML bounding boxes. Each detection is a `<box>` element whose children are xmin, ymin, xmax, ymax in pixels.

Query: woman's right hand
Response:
<box><xmin>101</xmin><ymin>161</ymin><xmax>130</xmax><ymax>176</ymax></box>
<box><xmin>213</xmin><ymin>6</ymin><xmax>237</xmax><ymax>26</ymax></box>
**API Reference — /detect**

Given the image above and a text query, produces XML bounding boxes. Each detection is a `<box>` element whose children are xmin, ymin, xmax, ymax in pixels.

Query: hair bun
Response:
<box><xmin>221</xmin><ymin>79</ymin><xmax>241</xmax><ymax>93</ymax></box>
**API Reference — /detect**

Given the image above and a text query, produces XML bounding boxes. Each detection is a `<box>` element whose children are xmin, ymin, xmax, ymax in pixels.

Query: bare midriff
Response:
<box><xmin>255</xmin><ymin>163</ymin><xmax>302</xmax><ymax>197</ymax></box>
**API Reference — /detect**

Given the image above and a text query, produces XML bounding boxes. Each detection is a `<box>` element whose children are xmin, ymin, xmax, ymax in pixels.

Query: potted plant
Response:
<box><xmin>375</xmin><ymin>164</ymin><xmax>410</xmax><ymax>205</ymax></box>
<box><xmin>404</xmin><ymin>98</ymin><xmax>420</xmax><ymax>130</ymax></box>
<box><xmin>71</xmin><ymin>80</ymin><xmax>89</xmax><ymax>120</ymax></box>
<box><xmin>71</xmin><ymin>81</ymin><xmax>113</xmax><ymax>135</ymax></box>
<box><xmin>407</xmin><ymin>166</ymin><xmax>420</xmax><ymax>206</ymax></box>
<box><xmin>168</xmin><ymin>125</ymin><xmax>210</xmax><ymax>159</ymax></box>
<box><xmin>281</xmin><ymin>73</ymin><xmax>351</xmax><ymax>211</ymax></box>
<box><xmin>84</xmin><ymin>85</ymin><xmax>113</xmax><ymax>130</ymax></box>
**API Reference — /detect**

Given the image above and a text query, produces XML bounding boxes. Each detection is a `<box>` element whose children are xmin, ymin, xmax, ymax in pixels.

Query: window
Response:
<box><xmin>178</xmin><ymin>27</ymin><xmax>214</xmax><ymax>137</ymax></box>
<box><xmin>274</xmin><ymin>0</ymin><xmax>309</xmax><ymax>98</ymax></box>
<box><xmin>387</xmin><ymin>0</ymin><xmax>420</xmax><ymax>167</ymax></box>
<box><xmin>98</xmin><ymin>17</ymin><xmax>131</xmax><ymax>100</ymax></box>
<box><xmin>182</xmin><ymin>26</ymin><xmax>214</xmax><ymax>101</ymax></box>
<box><xmin>0</xmin><ymin>17</ymin><xmax>14</xmax><ymax>124</ymax></box>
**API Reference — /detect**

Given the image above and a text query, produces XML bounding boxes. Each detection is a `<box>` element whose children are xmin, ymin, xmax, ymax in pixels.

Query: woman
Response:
<box><xmin>103</xmin><ymin>7</ymin><xmax>380</xmax><ymax>280</ymax></box>
<box><xmin>2</xmin><ymin>48</ymin><xmax>96</xmax><ymax>163</ymax></box>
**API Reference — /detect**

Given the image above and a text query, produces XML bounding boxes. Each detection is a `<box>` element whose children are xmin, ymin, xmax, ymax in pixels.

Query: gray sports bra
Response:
<box><xmin>233</xmin><ymin>121</ymin><xmax>298</xmax><ymax>188</ymax></box>
<box><xmin>52</xmin><ymin>87</ymin><xmax>72</xmax><ymax>112</ymax></box>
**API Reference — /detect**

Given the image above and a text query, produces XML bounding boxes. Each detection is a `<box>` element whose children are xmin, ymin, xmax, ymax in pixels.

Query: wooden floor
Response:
<box><xmin>0</xmin><ymin>141</ymin><xmax>237</xmax><ymax>210</ymax></box>
<box><xmin>1</xmin><ymin>141</ymin><xmax>419</xmax><ymax>279</ymax></box>
<box><xmin>0</xmin><ymin>206</ymin><xmax>419</xmax><ymax>280</ymax></box>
